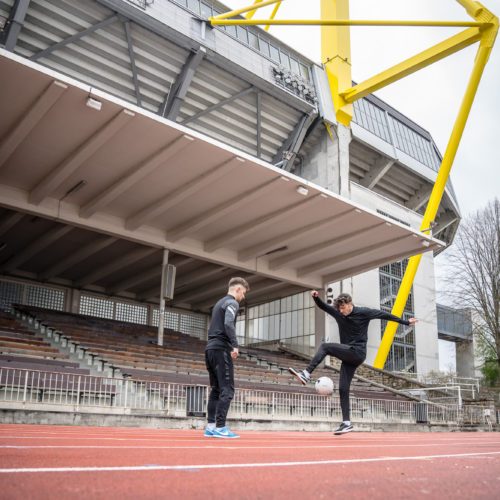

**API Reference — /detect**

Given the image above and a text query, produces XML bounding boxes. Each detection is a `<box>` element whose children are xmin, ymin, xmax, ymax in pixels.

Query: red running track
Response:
<box><xmin>0</xmin><ymin>424</ymin><xmax>499</xmax><ymax>499</ymax></box>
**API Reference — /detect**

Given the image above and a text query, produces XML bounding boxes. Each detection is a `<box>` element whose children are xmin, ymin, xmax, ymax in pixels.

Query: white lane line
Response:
<box><xmin>1</xmin><ymin>451</ymin><xmax>500</xmax><ymax>474</ymax></box>
<box><xmin>0</xmin><ymin>442</ymin><xmax>495</xmax><ymax>450</ymax></box>
<box><xmin>1</xmin><ymin>434</ymin><xmax>499</xmax><ymax>442</ymax></box>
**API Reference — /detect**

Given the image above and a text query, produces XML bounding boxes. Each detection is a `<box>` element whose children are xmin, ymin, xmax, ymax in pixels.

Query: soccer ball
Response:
<box><xmin>315</xmin><ymin>376</ymin><xmax>334</xmax><ymax>396</ymax></box>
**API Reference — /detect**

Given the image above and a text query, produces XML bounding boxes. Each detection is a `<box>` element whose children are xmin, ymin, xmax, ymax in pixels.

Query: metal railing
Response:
<box><xmin>0</xmin><ymin>367</ymin><xmax>486</xmax><ymax>426</ymax></box>
<box><xmin>392</xmin><ymin>372</ymin><xmax>481</xmax><ymax>400</ymax></box>
<box><xmin>403</xmin><ymin>386</ymin><xmax>463</xmax><ymax>407</ymax></box>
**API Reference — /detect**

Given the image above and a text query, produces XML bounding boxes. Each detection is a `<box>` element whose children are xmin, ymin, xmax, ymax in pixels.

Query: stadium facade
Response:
<box><xmin>0</xmin><ymin>0</ymin><xmax>466</xmax><ymax>375</ymax></box>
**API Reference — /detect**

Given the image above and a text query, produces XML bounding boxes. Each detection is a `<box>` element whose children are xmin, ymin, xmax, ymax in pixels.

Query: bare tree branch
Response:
<box><xmin>441</xmin><ymin>198</ymin><xmax>500</xmax><ymax>365</ymax></box>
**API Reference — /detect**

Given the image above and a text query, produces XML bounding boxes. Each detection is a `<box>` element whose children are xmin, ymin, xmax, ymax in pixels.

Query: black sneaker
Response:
<box><xmin>334</xmin><ymin>422</ymin><xmax>353</xmax><ymax>435</ymax></box>
<box><xmin>288</xmin><ymin>367</ymin><xmax>311</xmax><ymax>385</ymax></box>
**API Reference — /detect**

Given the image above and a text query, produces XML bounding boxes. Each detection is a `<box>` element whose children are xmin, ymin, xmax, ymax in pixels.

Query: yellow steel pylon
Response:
<box><xmin>210</xmin><ymin>1</ymin><xmax>498</xmax><ymax>369</ymax></box>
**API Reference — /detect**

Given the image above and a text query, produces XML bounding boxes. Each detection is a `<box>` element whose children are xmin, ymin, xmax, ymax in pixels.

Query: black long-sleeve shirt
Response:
<box><xmin>313</xmin><ymin>295</ymin><xmax>410</xmax><ymax>355</ymax></box>
<box><xmin>206</xmin><ymin>294</ymin><xmax>239</xmax><ymax>351</ymax></box>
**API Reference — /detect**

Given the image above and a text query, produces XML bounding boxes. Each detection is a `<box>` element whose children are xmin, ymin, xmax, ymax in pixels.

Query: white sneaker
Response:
<box><xmin>288</xmin><ymin>367</ymin><xmax>311</xmax><ymax>385</ymax></box>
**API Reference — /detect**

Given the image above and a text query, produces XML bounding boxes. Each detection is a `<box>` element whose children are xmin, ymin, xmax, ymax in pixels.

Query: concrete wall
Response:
<box><xmin>0</xmin><ymin>409</ymin><xmax>461</xmax><ymax>432</ymax></box>
<box><xmin>413</xmin><ymin>251</ymin><xmax>440</xmax><ymax>374</ymax></box>
<box><xmin>456</xmin><ymin>340</ymin><xmax>475</xmax><ymax>378</ymax></box>
<box><xmin>300</xmin><ymin>130</ymin><xmax>341</xmax><ymax>194</ymax></box>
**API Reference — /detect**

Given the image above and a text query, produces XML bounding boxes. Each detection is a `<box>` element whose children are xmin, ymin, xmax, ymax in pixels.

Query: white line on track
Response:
<box><xmin>0</xmin><ymin>442</ymin><xmax>496</xmax><ymax>450</ymax></box>
<box><xmin>1</xmin><ymin>435</ymin><xmax>499</xmax><ymax>443</ymax></box>
<box><xmin>1</xmin><ymin>451</ymin><xmax>499</xmax><ymax>474</ymax></box>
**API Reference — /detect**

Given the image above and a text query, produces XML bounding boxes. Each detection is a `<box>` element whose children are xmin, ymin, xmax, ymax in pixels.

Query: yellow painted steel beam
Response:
<box><xmin>340</xmin><ymin>27</ymin><xmax>482</xmax><ymax>104</ymax></box>
<box><xmin>246</xmin><ymin>0</ymin><xmax>264</xmax><ymax>20</ymax></box>
<box><xmin>321</xmin><ymin>0</ymin><xmax>352</xmax><ymax>127</ymax></box>
<box><xmin>210</xmin><ymin>19</ymin><xmax>487</xmax><ymax>27</ymax></box>
<box><xmin>211</xmin><ymin>0</ymin><xmax>283</xmax><ymax>20</ymax></box>
<box><xmin>456</xmin><ymin>0</ymin><xmax>485</xmax><ymax>18</ymax></box>
<box><xmin>374</xmin><ymin>20</ymin><xmax>498</xmax><ymax>370</ymax></box>
<box><xmin>265</xmin><ymin>1</ymin><xmax>282</xmax><ymax>31</ymax></box>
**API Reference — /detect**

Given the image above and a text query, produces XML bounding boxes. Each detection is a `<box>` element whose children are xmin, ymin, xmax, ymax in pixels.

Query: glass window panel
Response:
<box><xmin>237</xmin><ymin>25</ymin><xmax>248</xmax><ymax>43</ymax></box>
<box><xmin>269</xmin><ymin>44</ymin><xmax>280</xmax><ymax>62</ymax></box>
<box><xmin>26</xmin><ymin>285</ymin><xmax>65</xmax><ymax>311</ymax></box>
<box><xmin>310</xmin><ymin>310</ymin><xmax>315</xmax><ymax>333</ymax></box>
<box><xmin>297</xmin><ymin>292</ymin><xmax>304</xmax><ymax>310</ymax></box>
<box><xmin>248</xmin><ymin>32</ymin><xmax>259</xmax><ymax>49</ymax></box>
<box><xmin>290</xmin><ymin>57</ymin><xmax>300</xmax><ymax>74</ymax></box>
<box><xmin>187</xmin><ymin>0</ymin><xmax>200</xmax><ymax>15</ymax></box>
<box><xmin>200</xmin><ymin>2</ymin><xmax>211</xmax><ymax>17</ymax></box>
<box><xmin>298</xmin><ymin>309</ymin><xmax>304</xmax><ymax>334</ymax></box>
<box><xmin>303</xmin><ymin>308</ymin><xmax>310</xmax><ymax>335</ymax></box>
<box><xmin>280</xmin><ymin>52</ymin><xmax>290</xmax><ymax>69</ymax></box>
<box><xmin>0</xmin><ymin>280</ymin><xmax>23</xmax><ymax>311</ymax></box>
<box><xmin>299</xmin><ymin>64</ymin><xmax>310</xmax><ymax>80</ymax></box>
<box><xmin>259</xmin><ymin>38</ymin><xmax>270</xmax><ymax>58</ymax></box>
<box><xmin>290</xmin><ymin>310</ymin><xmax>296</xmax><ymax>336</ymax></box>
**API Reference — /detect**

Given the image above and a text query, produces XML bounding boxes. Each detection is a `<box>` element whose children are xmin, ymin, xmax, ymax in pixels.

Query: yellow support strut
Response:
<box><xmin>211</xmin><ymin>0</ymin><xmax>283</xmax><ymax>20</ymax></box>
<box><xmin>245</xmin><ymin>0</ymin><xmax>265</xmax><ymax>20</ymax></box>
<box><xmin>374</xmin><ymin>21</ymin><xmax>498</xmax><ymax>369</ymax></box>
<box><xmin>210</xmin><ymin>19</ymin><xmax>486</xmax><ymax>28</ymax></box>
<box><xmin>321</xmin><ymin>0</ymin><xmax>352</xmax><ymax>126</ymax></box>
<box><xmin>265</xmin><ymin>1</ymin><xmax>282</xmax><ymax>32</ymax></box>
<box><xmin>210</xmin><ymin>1</ymin><xmax>497</xmax><ymax>369</ymax></box>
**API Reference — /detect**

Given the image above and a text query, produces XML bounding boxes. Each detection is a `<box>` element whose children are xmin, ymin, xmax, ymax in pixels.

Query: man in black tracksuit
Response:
<box><xmin>289</xmin><ymin>291</ymin><xmax>417</xmax><ymax>435</ymax></box>
<box><xmin>204</xmin><ymin>277</ymin><xmax>249</xmax><ymax>439</ymax></box>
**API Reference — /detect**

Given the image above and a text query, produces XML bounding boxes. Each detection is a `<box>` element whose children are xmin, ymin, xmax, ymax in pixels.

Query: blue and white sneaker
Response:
<box><xmin>212</xmin><ymin>426</ymin><xmax>240</xmax><ymax>439</ymax></box>
<box><xmin>204</xmin><ymin>427</ymin><xmax>215</xmax><ymax>437</ymax></box>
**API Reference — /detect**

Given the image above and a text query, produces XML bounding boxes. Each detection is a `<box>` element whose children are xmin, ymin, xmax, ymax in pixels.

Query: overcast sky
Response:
<box><xmin>224</xmin><ymin>1</ymin><xmax>499</xmax><ymax>316</ymax></box>
<box><xmin>224</xmin><ymin>0</ymin><xmax>500</xmax><ymax>218</ymax></box>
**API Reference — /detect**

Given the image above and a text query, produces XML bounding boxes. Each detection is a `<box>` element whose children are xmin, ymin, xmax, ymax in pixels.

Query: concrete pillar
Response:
<box><xmin>67</xmin><ymin>288</ymin><xmax>80</xmax><ymax>314</ymax></box>
<box><xmin>157</xmin><ymin>249</ymin><xmax>169</xmax><ymax>346</ymax></box>
<box><xmin>300</xmin><ymin>123</ymin><xmax>351</xmax><ymax>197</ymax></box>
<box><xmin>300</xmin><ymin>128</ymin><xmax>336</xmax><ymax>193</ymax></box>
<box><xmin>337</xmin><ymin>123</ymin><xmax>351</xmax><ymax>198</ymax></box>
<box><xmin>456</xmin><ymin>339</ymin><xmax>475</xmax><ymax>378</ymax></box>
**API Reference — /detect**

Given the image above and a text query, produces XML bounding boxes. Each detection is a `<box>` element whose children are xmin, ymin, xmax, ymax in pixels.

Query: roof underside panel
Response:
<box><xmin>0</xmin><ymin>50</ymin><xmax>443</xmax><ymax>304</ymax></box>
<box><xmin>8</xmin><ymin>0</ymin><xmax>305</xmax><ymax>164</ymax></box>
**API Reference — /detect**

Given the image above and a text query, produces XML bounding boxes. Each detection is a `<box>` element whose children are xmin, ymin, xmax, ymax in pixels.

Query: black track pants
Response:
<box><xmin>205</xmin><ymin>349</ymin><xmax>235</xmax><ymax>427</ymax></box>
<box><xmin>306</xmin><ymin>343</ymin><xmax>365</xmax><ymax>421</ymax></box>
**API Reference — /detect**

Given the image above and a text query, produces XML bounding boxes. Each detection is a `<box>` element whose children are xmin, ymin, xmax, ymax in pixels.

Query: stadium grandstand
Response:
<box><xmin>0</xmin><ymin>0</ymin><xmax>497</xmax><ymax>438</ymax></box>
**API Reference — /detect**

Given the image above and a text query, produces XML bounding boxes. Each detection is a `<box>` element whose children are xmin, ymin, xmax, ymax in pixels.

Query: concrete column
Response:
<box><xmin>300</xmin><ymin>123</ymin><xmax>351</xmax><ymax>197</ymax></box>
<box><xmin>300</xmin><ymin>128</ymin><xmax>338</xmax><ymax>193</ymax></box>
<box><xmin>456</xmin><ymin>339</ymin><xmax>475</xmax><ymax>378</ymax></box>
<box><xmin>157</xmin><ymin>249</ymin><xmax>169</xmax><ymax>346</ymax></box>
<box><xmin>337</xmin><ymin>123</ymin><xmax>352</xmax><ymax>198</ymax></box>
<box><xmin>67</xmin><ymin>288</ymin><xmax>80</xmax><ymax>314</ymax></box>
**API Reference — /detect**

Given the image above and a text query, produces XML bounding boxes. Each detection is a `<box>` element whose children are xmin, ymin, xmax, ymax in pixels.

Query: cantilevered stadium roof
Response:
<box><xmin>0</xmin><ymin>50</ymin><xmax>443</xmax><ymax>309</ymax></box>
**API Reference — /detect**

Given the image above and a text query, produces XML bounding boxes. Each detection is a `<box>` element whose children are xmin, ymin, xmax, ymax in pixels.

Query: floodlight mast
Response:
<box><xmin>210</xmin><ymin>1</ymin><xmax>498</xmax><ymax>369</ymax></box>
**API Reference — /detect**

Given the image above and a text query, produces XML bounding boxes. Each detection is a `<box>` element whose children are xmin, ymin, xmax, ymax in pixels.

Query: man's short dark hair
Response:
<box><xmin>334</xmin><ymin>293</ymin><xmax>352</xmax><ymax>309</ymax></box>
<box><xmin>228</xmin><ymin>277</ymin><xmax>250</xmax><ymax>291</ymax></box>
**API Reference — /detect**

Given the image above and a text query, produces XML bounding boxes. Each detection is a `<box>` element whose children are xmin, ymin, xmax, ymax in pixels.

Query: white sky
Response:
<box><xmin>223</xmin><ymin>0</ymin><xmax>500</xmax><ymax>217</ymax></box>
<box><xmin>223</xmin><ymin>1</ymin><xmax>500</xmax><ymax>369</ymax></box>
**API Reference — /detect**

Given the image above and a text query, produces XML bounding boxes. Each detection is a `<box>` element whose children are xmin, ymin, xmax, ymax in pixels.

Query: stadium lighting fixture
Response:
<box><xmin>86</xmin><ymin>97</ymin><xmax>102</xmax><ymax>111</ymax></box>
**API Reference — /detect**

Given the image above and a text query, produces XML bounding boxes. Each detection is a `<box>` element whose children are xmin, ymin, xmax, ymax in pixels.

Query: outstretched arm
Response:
<box><xmin>311</xmin><ymin>291</ymin><xmax>343</xmax><ymax>320</ymax></box>
<box><xmin>366</xmin><ymin>308</ymin><xmax>417</xmax><ymax>326</ymax></box>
